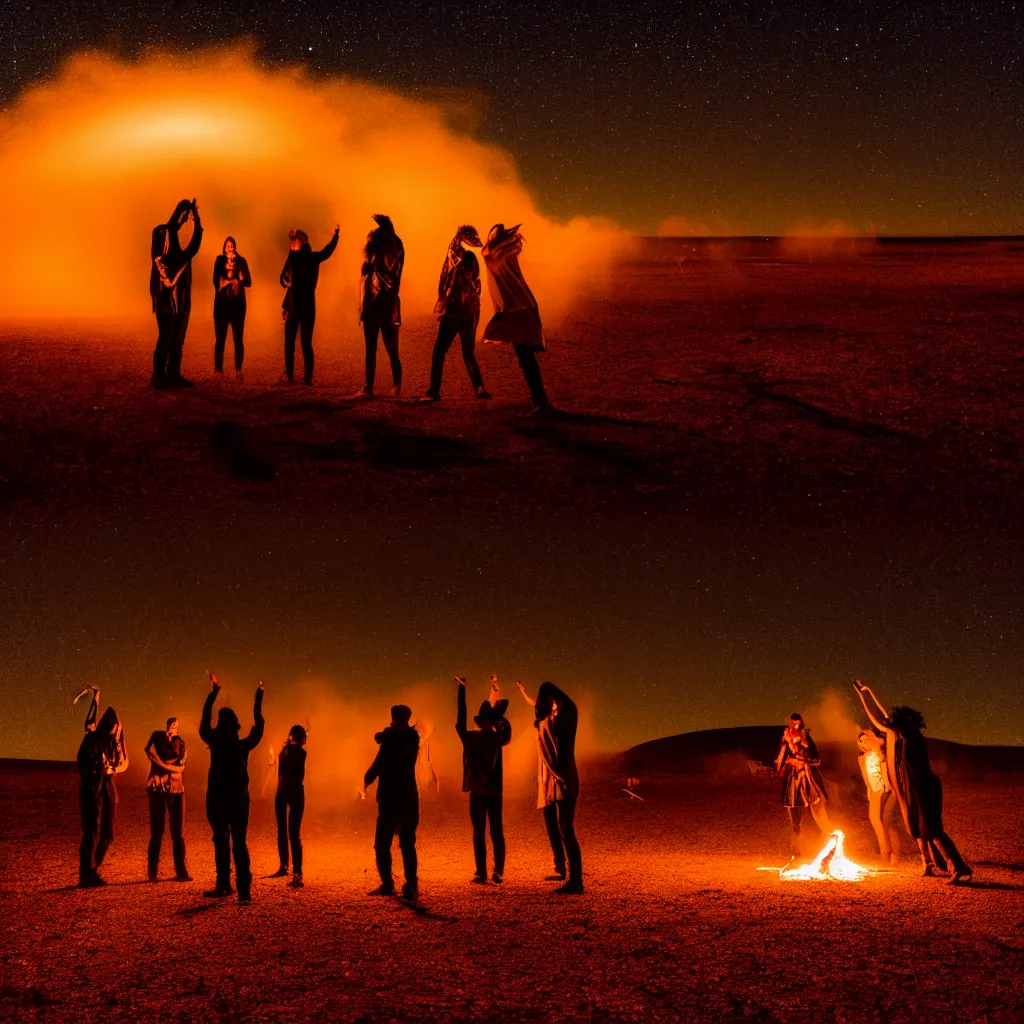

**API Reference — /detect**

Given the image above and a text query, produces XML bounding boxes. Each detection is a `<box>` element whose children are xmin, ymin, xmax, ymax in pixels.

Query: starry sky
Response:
<box><xmin>1</xmin><ymin>0</ymin><xmax>1022</xmax><ymax>234</ymax></box>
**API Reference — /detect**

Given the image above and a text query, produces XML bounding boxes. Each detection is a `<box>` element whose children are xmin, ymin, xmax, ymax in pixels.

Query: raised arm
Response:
<box><xmin>183</xmin><ymin>203</ymin><xmax>203</xmax><ymax>260</ymax></box>
<box><xmin>456</xmin><ymin>678</ymin><xmax>468</xmax><ymax>739</ymax></box>
<box><xmin>515</xmin><ymin>681</ymin><xmax>535</xmax><ymax>708</ymax></box>
<box><xmin>199</xmin><ymin>676</ymin><xmax>219</xmax><ymax>745</ymax></box>
<box><xmin>316</xmin><ymin>226</ymin><xmax>340</xmax><ymax>263</ymax></box>
<box><xmin>854</xmin><ymin>682</ymin><xmax>887</xmax><ymax>734</ymax></box>
<box><xmin>242</xmin><ymin>683</ymin><xmax>265</xmax><ymax>751</ymax></box>
<box><xmin>856</xmin><ymin>681</ymin><xmax>889</xmax><ymax>723</ymax></box>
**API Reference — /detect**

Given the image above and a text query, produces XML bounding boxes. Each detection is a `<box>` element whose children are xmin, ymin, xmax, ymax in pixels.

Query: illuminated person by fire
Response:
<box><xmin>853</xmin><ymin>681</ymin><xmax>972</xmax><ymax>883</ymax></box>
<box><xmin>150</xmin><ymin>198</ymin><xmax>203</xmax><ymax>389</ymax></box>
<box><xmin>75</xmin><ymin>688</ymin><xmax>128</xmax><ymax>887</ymax></box>
<box><xmin>212</xmin><ymin>236</ymin><xmax>252</xmax><ymax>380</ymax></box>
<box><xmin>364</xmin><ymin>704</ymin><xmax>420</xmax><ymax>899</ymax></box>
<box><xmin>199</xmin><ymin>675</ymin><xmax>265</xmax><ymax>904</ymax></box>
<box><xmin>516</xmin><ymin>681</ymin><xmax>583</xmax><ymax>893</ymax></box>
<box><xmin>774</xmin><ymin>713</ymin><xmax>831</xmax><ymax>853</ymax></box>
<box><xmin>279</xmin><ymin>225</ymin><xmax>340</xmax><ymax>385</ymax></box>
<box><xmin>455</xmin><ymin>676</ymin><xmax>512</xmax><ymax>884</ymax></box>
<box><xmin>856</xmin><ymin>729</ymin><xmax>902</xmax><ymax>866</ymax></box>
<box><xmin>419</xmin><ymin>226</ymin><xmax>491</xmax><ymax>402</ymax></box>
<box><xmin>270</xmin><ymin>725</ymin><xmax>307</xmax><ymax>888</ymax></box>
<box><xmin>144</xmin><ymin>716</ymin><xmax>191</xmax><ymax>882</ymax></box>
<box><xmin>356</xmin><ymin>214</ymin><xmax>405</xmax><ymax>398</ymax></box>
<box><xmin>481</xmin><ymin>223</ymin><xmax>551</xmax><ymax>415</ymax></box>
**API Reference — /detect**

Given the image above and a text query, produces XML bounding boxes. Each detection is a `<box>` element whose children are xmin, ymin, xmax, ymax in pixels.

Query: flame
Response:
<box><xmin>778</xmin><ymin>829</ymin><xmax>874</xmax><ymax>882</ymax></box>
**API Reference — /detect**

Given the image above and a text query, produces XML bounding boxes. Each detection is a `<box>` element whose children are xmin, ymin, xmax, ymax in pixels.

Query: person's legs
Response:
<box><xmin>933</xmin><ymin>831</ymin><xmax>970</xmax><ymax>878</ymax></box>
<box><xmin>299</xmin><ymin>313</ymin><xmax>316</xmax><ymax>385</ymax></box>
<box><xmin>213</xmin><ymin>313</ymin><xmax>229</xmax><ymax>373</ymax></box>
<box><xmin>428</xmin><ymin>321</ymin><xmax>458</xmax><ymax>397</ymax></box>
<box><xmin>147</xmin><ymin>789</ymin><xmax>166</xmax><ymax>878</ymax></box>
<box><xmin>153</xmin><ymin>314</ymin><xmax>172</xmax><ymax>381</ymax></box>
<box><xmin>513</xmin><ymin>344</ymin><xmax>549</xmax><ymax>408</ymax></box>
<box><xmin>556</xmin><ymin>797</ymin><xmax>582</xmax><ymax>886</ymax></box>
<box><xmin>363</xmin><ymin>321</ymin><xmax>380</xmax><ymax>393</ymax></box>
<box><xmin>382</xmin><ymin>325</ymin><xmax>402</xmax><ymax>390</ymax></box>
<box><xmin>167</xmin><ymin>310</ymin><xmax>190</xmax><ymax>382</ymax></box>
<box><xmin>231</xmin><ymin>796</ymin><xmax>252</xmax><ymax>899</ymax></box>
<box><xmin>284</xmin><ymin>319</ymin><xmax>299</xmax><ymax>382</ymax></box>
<box><xmin>488</xmin><ymin>795</ymin><xmax>506</xmax><ymax>877</ymax></box>
<box><xmin>373</xmin><ymin>809</ymin><xmax>396</xmax><ymax>888</ymax></box>
<box><xmin>79</xmin><ymin>790</ymin><xmax>100</xmax><ymax>884</ymax></box>
<box><xmin>867</xmin><ymin>791</ymin><xmax>890</xmax><ymax>860</ymax></box>
<box><xmin>232</xmin><ymin>309</ymin><xmax>246</xmax><ymax>372</ymax></box>
<box><xmin>458</xmin><ymin>320</ymin><xmax>484</xmax><ymax>391</ymax></box>
<box><xmin>290</xmin><ymin>791</ymin><xmax>305</xmax><ymax>876</ymax></box>
<box><xmin>207</xmin><ymin>792</ymin><xmax>232</xmax><ymax>890</ymax></box>
<box><xmin>275</xmin><ymin>791</ymin><xmax>289</xmax><ymax>870</ymax></box>
<box><xmin>397</xmin><ymin>805</ymin><xmax>418</xmax><ymax>890</ymax></box>
<box><xmin>93</xmin><ymin>786</ymin><xmax>116</xmax><ymax>868</ymax></box>
<box><xmin>542</xmin><ymin>802</ymin><xmax>566</xmax><ymax>876</ymax></box>
<box><xmin>168</xmin><ymin>793</ymin><xmax>188</xmax><ymax>878</ymax></box>
<box><xmin>880</xmin><ymin>792</ymin><xmax>902</xmax><ymax>863</ymax></box>
<box><xmin>469</xmin><ymin>794</ymin><xmax>488</xmax><ymax>877</ymax></box>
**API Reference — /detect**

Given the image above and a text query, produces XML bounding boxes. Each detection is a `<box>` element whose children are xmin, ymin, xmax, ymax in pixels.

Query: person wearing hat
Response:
<box><xmin>455</xmin><ymin>675</ymin><xmax>512</xmax><ymax>883</ymax></box>
<box><xmin>271</xmin><ymin>725</ymin><xmax>307</xmax><ymax>887</ymax></box>
<box><xmin>199</xmin><ymin>674</ymin><xmax>265</xmax><ymax>904</ymax></box>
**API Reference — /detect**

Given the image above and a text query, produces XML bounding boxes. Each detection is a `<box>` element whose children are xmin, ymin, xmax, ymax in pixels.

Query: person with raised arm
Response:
<box><xmin>854</xmin><ymin>680</ymin><xmax>972</xmax><ymax>883</ymax></box>
<box><xmin>199</xmin><ymin>674</ymin><xmax>265</xmax><ymax>903</ymax></box>
<box><xmin>516</xmin><ymin>680</ymin><xmax>583</xmax><ymax>893</ymax></box>
<box><xmin>212</xmin><ymin>236</ymin><xmax>252</xmax><ymax>380</ymax></box>
<box><xmin>857</xmin><ymin>729</ymin><xmax>902</xmax><ymax>866</ymax></box>
<box><xmin>270</xmin><ymin>725</ymin><xmax>307</xmax><ymax>888</ymax></box>
<box><xmin>774</xmin><ymin>712</ymin><xmax>831</xmax><ymax>855</ymax></box>
<box><xmin>354</xmin><ymin>214</ymin><xmax>405</xmax><ymax>398</ymax></box>
<box><xmin>144</xmin><ymin>716</ymin><xmax>191</xmax><ymax>882</ymax></box>
<box><xmin>455</xmin><ymin>675</ymin><xmax>512</xmax><ymax>884</ymax></box>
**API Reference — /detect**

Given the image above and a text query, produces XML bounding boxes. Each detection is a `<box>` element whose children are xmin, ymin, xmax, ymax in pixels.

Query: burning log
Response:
<box><xmin>760</xmin><ymin>830</ymin><xmax>877</xmax><ymax>882</ymax></box>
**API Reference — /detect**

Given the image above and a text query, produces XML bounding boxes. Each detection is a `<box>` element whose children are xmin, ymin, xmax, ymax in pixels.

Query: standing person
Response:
<box><xmin>270</xmin><ymin>725</ymin><xmax>307</xmax><ymax>888</ymax></box>
<box><xmin>363</xmin><ymin>705</ymin><xmax>420</xmax><ymax>899</ymax></box>
<box><xmin>212</xmin><ymin>236</ymin><xmax>252</xmax><ymax>381</ymax></box>
<box><xmin>355</xmin><ymin>214</ymin><xmax>404</xmax><ymax>399</ymax></box>
<box><xmin>774</xmin><ymin>713</ymin><xmax>831</xmax><ymax>854</ymax></box>
<box><xmin>76</xmin><ymin>694</ymin><xmax>128</xmax><ymax>887</ymax></box>
<box><xmin>419</xmin><ymin>226</ymin><xmax>490</xmax><ymax>402</ymax></box>
<box><xmin>854</xmin><ymin>681</ymin><xmax>972</xmax><ymax>883</ymax></box>
<box><xmin>151</xmin><ymin>198</ymin><xmax>203</xmax><ymax>389</ymax></box>
<box><xmin>455</xmin><ymin>675</ymin><xmax>512</xmax><ymax>884</ymax></box>
<box><xmin>199</xmin><ymin>674</ymin><xmax>265</xmax><ymax>903</ymax></box>
<box><xmin>516</xmin><ymin>680</ymin><xmax>583</xmax><ymax>894</ymax></box>
<box><xmin>279</xmin><ymin>225</ymin><xmax>340</xmax><ymax>385</ymax></box>
<box><xmin>857</xmin><ymin>730</ymin><xmax>902</xmax><ymax>866</ymax></box>
<box><xmin>481</xmin><ymin>223</ymin><xmax>551</xmax><ymax>414</ymax></box>
<box><xmin>144</xmin><ymin>717</ymin><xmax>191</xmax><ymax>882</ymax></box>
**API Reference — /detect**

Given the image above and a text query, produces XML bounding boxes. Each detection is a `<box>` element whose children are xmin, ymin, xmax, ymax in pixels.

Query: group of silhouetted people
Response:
<box><xmin>149</xmin><ymin>201</ymin><xmax>550</xmax><ymax>414</ymax></box>
<box><xmin>74</xmin><ymin>675</ymin><xmax>583</xmax><ymax>903</ymax></box>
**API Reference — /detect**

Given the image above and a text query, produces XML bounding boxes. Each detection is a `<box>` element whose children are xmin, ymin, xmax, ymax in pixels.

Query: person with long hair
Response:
<box><xmin>857</xmin><ymin>729</ymin><xmax>902</xmax><ymax>865</ymax></box>
<box><xmin>774</xmin><ymin>712</ymin><xmax>831</xmax><ymax>854</ymax></box>
<box><xmin>144</xmin><ymin>716</ymin><xmax>191</xmax><ymax>882</ymax></box>
<box><xmin>854</xmin><ymin>680</ymin><xmax>972</xmax><ymax>883</ymax></box>
<box><xmin>355</xmin><ymin>214</ymin><xmax>405</xmax><ymax>398</ymax></box>
<box><xmin>270</xmin><ymin>725</ymin><xmax>307</xmax><ymax>888</ymax></box>
<box><xmin>212</xmin><ymin>236</ymin><xmax>252</xmax><ymax>380</ymax></box>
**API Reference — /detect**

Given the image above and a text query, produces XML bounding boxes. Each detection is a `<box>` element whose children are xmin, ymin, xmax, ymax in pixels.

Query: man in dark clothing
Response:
<box><xmin>355</xmin><ymin>215</ymin><xmax>404</xmax><ymax>398</ymax></box>
<box><xmin>364</xmin><ymin>704</ymin><xmax>420</xmax><ymax>899</ymax></box>
<box><xmin>199</xmin><ymin>675</ymin><xmax>265</xmax><ymax>903</ymax></box>
<box><xmin>455</xmin><ymin>676</ymin><xmax>511</xmax><ymax>883</ymax></box>
<box><xmin>144</xmin><ymin>716</ymin><xmax>190</xmax><ymax>881</ymax></box>
<box><xmin>151</xmin><ymin>198</ymin><xmax>203</xmax><ymax>389</ymax></box>
<box><xmin>279</xmin><ymin>225</ymin><xmax>339</xmax><ymax>385</ymax></box>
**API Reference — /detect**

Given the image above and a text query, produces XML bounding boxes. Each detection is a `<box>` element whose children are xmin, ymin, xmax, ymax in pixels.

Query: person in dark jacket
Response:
<box><xmin>270</xmin><ymin>724</ymin><xmax>307</xmax><ymax>887</ymax></box>
<box><xmin>199</xmin><ymin>674</ymin><xmax>265</xmax><ymax>903</ymax></box>
<box><xmin>455</xmin><ymin>675</ymin><xmax>511</xmax><ymax>883</ymax></box>
<box><xmin>279</xmin><ymin>225</ymin><xmax>339</xmax><ymax>385</ymax></box>
<box><xmin>151</xmin><ymin>198</ymin><xmax>203</xmax><ymax>389</ymax></box>
<box><xmin>212</xmin><ymin>236</ymin><xmax>252</xmax><ymax>379</ymax></box>
<box><xmin>774</xmin><ymin>712</ymin><xmax>831</xmax><ymax>855</ymax></box>
<box><xmin>354</xmin><ymin>215</ymin><xmax>404</xmax><ymax>398</ymax></box>
<box><xmin>419</xmin><ymin>226</ymin><xmax>490</xmax><ymax>402</ymax></box>
<box><xmin>144</xmin><ymin>716</ymin><xmax>191</xmax><ymax>881</ymax></box>
<box><xmin>76</xmin><ymin>695</ymin><xmax>129</xmax><ymax>887</ymax></box>
<box><xmin>364</xmin><ymin>704</ymin><xmax>419</xmax><ymax>899</ymax></box>
<box><xmin>516</xmin><ymin>680</ymin><xmax>583</xmax><ymax>893</ymax></box>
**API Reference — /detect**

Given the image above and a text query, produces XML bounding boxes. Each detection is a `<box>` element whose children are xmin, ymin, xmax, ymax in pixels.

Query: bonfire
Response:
<box><xmin>762</xmin><ymin>830</ymin><xmax>877</xmax><ymax>882</ymax></box>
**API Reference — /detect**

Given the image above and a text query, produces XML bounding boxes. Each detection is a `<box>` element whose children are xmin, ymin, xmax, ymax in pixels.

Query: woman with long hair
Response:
<box><xmin>857</xmin><ymin>729</ymin><xmax>902</xmax><ymax>865</ymax></box>
<box><xmin>356</xmin><ymin>214</ymin><xmax>405</xmax><ymax>398</ymax></box>
<box><xmin>212</xmin><ymin>236</ymin><xmax>251</xmax><ymax>380</ymax></box>
<box><xmin>279</xmin><ymin>225</ymin><xmax>339</xmax><ymax>385</ymax></box>
<box><xmin>271</xmin><ymin>725</ymin><xmax>307</xmax><ymax>887</ymax></box>
<box><xmin>774</xmin><ymin>712</ymin><xmax>831</xmax><ymax>854</ymax></box>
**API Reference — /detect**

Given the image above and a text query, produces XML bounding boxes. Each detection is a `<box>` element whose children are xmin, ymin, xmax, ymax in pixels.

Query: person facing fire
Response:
<box><xmin>199</xmin><ymin>675</ymin><xmax>265</xmax><ymax>903</ymax></box>
<box><xmin>270</xmin><ymin>725</ymin><xmax>307</xmax><ymax>888</ymax></box>
<box><xmin>516</xmin><ymin>680</ymin><xmax>584</xmax><ymax>894</ymax></box>
<box><xmin>150</xmin><ymin>198</ymin><xmax>203</xmax><ymax>389</ymax></box>
<box><xmin>857</xmin><ymin>729</ymin><xmax>901</xmax><ymax>866</ymax></box>
<box><xmin>76</xmin><ymin>692</ymin><xmax>128</xmax><ymax>887</ymax></box>
<box><xmin>419</xmin><ymin>226</ymin><xmax>490</xmax><ymax>402</ymax></box>
<box><xmin>853</xmin><ymin>681</ymin><xmax>972</xmax><ymax>883</ymax></box>
<box><xmin>481</xmin><ymin>223</ymin><xmax>551</xmax><ymax>415</ymax></box>
<box><xmin>355</xmin><ymin>214</ymin><xmax>405</xmax><ymax>398</ymax></box>
<box><xmin>212</xmin><ymin>236</ymin><xmax>252</xmax><ymax>380</ymax></box>
<box><xmin>144</xmin><ymin>716</ymin><xmax>191</xmax><ymax>882</ymax></box>
<box><xmin>279</xmin><ymin>225</ymin><xmax>340</xmax><ymax>385</ymax></box>
<box><xmin>774</xmin><ymin>712</ymin><xmax>831</xmax><ymax>853</ymax></box>
<box><xmin>455</xmin><ymin>675</ymin><xmax>512</xmax><ymax>883</ymax></box>
<box><xmin>364</xmin><ymin>704</ymin><xmax>420</xmax><ymax>899</ymax></box>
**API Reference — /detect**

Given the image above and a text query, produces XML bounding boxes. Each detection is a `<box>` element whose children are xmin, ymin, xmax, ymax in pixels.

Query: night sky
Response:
<box><xmin>2</xmin><ymin>0</ymin><xmax>1022</xmax><ymax>234</ymax></box>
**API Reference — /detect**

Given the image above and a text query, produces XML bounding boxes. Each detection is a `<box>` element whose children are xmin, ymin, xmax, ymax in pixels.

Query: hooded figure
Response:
<box><xmin>199</xmin><ymin>677</ymin><xmax>265</xmax><ymax>902</ymax></box>
<box><xmin>212</xmin><ymin>236</ymin><xmax>252</xmax><ymax>378</ymax></box>
<box><xmin>150</xmin><ymin>198</ymin><xmax>203</xmax><ymax>388</ymax></box>
<box><xmin>356</xmin><ymin>215</ymin><xmax>405</xmax><ymax>397</ymax></box>
<box><xmin>279</xmin><ymin>225</ymin><xmax>339</xmax><ymax>385</ymax></box>
<box><xmin>77</xmin><ymin>703</ymin><xmax>128</xmax><ymax>887</ymax></box>
<box><xmin>364</xmin><ymin>705</ymin><xmax>420</xmax><ymax>898</ymax></box>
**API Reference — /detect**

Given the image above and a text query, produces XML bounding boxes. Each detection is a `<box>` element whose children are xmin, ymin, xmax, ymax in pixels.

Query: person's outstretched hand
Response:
<box><xmin>258</xmin><ymin>680</ymin><xmax>264</xmax><ymax>691</ymax></box>
<box><xmin>454</xmin><ymin>676</ymin><xmax>467</xmax><ymax>689</ymax></box>
<box><xmin>333</xmin><ymin>225</ymin><xmax>340</xmax><ymax>237</ymax></box>
<box><xmin>209</xmin><ymin>671</ymin><xmax>219</xmax><ymax>691</ymax></box>
<box><xmin>853</xmin><ymin>679</ymin><xmax>865</xmax><ymax>693</ymax></box>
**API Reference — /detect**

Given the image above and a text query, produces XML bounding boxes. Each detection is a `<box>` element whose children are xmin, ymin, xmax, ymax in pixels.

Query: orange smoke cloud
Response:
<box><xmin>0</xmin><ymin>47</ymin><xmax>627</xmax><ymax>336</ymax></box>
<box><xmin>779</xmin><ymin>219</ymin><xmax>875</xmax><ymax>258</ymax></box>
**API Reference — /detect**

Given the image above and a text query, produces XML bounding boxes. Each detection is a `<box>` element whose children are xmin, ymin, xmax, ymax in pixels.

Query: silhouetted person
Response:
<box><xmin>151</xmin><ymin>198</ymin><xmax>203</xmax><ymax>389</ymax></box>
<box><xmin>855</xmin><ymin>681</ymin><xmax>972</xmax><ymax>883</ymax></box>
<box><xmin>364</xmin><ymin>704</ymin><xmax>419</xmax><ymax>899</ymax></box>
<box><xmin>481</xmin><ymin>223</ymin><xmax>550</xmax><ymax>414</ymax></box>
<box><xmin>280</xmin><ymin>225</ymin><xmax>339</xmax><ymax>385</ymax></box>
<box><xmin>355</xmin><ymin>215</ymin><xmax>404</xmax><ymax>398</ymax></box>
<box><xmin>774</xmin><ymin>712</ymin><xmax>831</xmax><ymax>855</ymax></box>
<box><xmin>212</xmin><ymin>236</ymin><xmax>251</xmax><ymax>380</ymax></box>
<box><xmin>270</xmin><ymin>725</ymin><xmax>307</xmax><ymax>887</ymax></box>
<box><xmin>455</xmin><ymin>676</ymin><xmax>511</xmax><ymax>883</ymax></box>
<box><xmin>420</xmin><ymin>226</ymin><xmax>490</xmax><ymax>402</ymax></box>
<box><xmin>857</xmin><ymin>729</ymin><xmax>902</xmax><ymax>866</ymax></box>
<box><xmin>199</xmin><ymin>675</ymin><xmax>265</xmax><ymax>903</ymax></box>
<box><xmin>144</xmin><ymin>716</ymin><xmax>191</xmax><ymax>881</ymax></box>
<box><xmin>517</xmin><ymin>680</ymin><xmax>583</xmax><ymax>893</ymax></box>
<box><xmin>76</xmin><ymin>695</ymin><xmax>128</xmax><ymax>887</ymax></box>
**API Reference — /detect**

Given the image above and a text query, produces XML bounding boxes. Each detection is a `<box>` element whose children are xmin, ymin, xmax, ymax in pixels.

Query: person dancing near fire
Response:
<box><xmin>853</xmin><ymin>681</ymin><xmax>972</xmax><ymax>883</ymax></box>
<box><xmin>355</xmin><ymin>214</ymin><xmax>405</xmax><ymax>399</ymax></box>
<box><xmin>857</xmin><ymin>729</ymin><xmax>902</xmax><ymax>866</ymax></box>
<box><xmin>774</xmin><ymin>712</ymin><xmax>831</xmax><ymax>854</ymax></box>
<box><xmin>270</xmin><ymin>725</ymin><xmax>307</xmax><ymax>888</ymax></box>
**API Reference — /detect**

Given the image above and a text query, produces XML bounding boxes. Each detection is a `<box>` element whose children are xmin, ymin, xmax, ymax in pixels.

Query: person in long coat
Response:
<box><xmin>774</xmin><ymin>713</ymin><xmax>831</xmax><ymax>854</ymax></box>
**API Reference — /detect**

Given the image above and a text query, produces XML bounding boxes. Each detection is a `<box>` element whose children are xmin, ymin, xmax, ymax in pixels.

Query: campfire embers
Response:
<box><xmin>763</xmin><ymin>830</ymin><xmax>876</xmax><ymax>882</ymax></box>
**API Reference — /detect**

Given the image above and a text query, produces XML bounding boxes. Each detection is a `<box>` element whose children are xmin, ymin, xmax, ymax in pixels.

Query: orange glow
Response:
<box><xmin>774</xmin><ymin>830</ymin><xmax>875</xmax><ymax>882</ymax></box>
